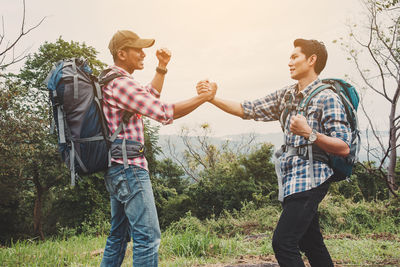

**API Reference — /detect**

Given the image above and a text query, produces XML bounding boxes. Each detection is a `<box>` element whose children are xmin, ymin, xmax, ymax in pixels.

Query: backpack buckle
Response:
<box><xmin>297</xmin><ymin>146</ymin><xmax>308</xmax><ymax>157</ymax></box>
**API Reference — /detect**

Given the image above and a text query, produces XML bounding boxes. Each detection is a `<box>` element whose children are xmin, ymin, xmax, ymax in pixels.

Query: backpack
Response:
<box><xmin>279</xmin><ymin>78</ymin><xmax>361</xmax><ymax>182</ymax></box>
<box><xmin>45</xmin><ymin>58</ymin><xmax>145</xmax><ymax>186</ymax></box>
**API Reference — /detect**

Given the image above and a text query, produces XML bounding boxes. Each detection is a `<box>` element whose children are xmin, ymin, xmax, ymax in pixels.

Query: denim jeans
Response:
<box><xmin>272</xmin><ymin>181</ymin><xmax>333</xmax><ymax>267</ymax></box>
<box><xmin>101</xmin><ymin>164</ymin><xmax>161</xmax><ymax>267</ymax></box>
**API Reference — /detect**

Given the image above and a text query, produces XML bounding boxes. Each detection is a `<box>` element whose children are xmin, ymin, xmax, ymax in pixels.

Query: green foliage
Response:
<box><xmin>375</xmin><ymin>0</ymin><xmax>399</xmax><ymax>10</ymax></box>
<box><xmin>143</xmin><ymin>118</ymin><xmax>161</xmax><ymax>176</ymax></box>
<box><xmin>329</xmin><ymin>162</ymin><xmax>390</xmax><ymax>202</ymax></box>
<box><xmin>161</xmin><ymin>230</ymin><xmax>238</xmax><ymax>258</ymax></box>
<box><xmin>47</xmin><ymin>173</ymin><xmax>110</xmax><ymax>236</ymax></box>
<box><xmin>319</xmin><ymin>194</ymin><xmax>400</xmax><ymax>235</ymax></box>
<box><xmin>0</xmin><ymin>73</ymin><xmax>66</xmax><ymax>242</ymax></box>
<box><xmin>185</xmin><ymin>143</ymin><xmax>278</xmax><ymax>220</ymax></box>
<box><xmin>167</xmin><ymin>193</ymin><xmax>400</xmax><ymax>239</ymax></box>
<box><xmin>155</xmin><ymin>158</ymin><xmax>187</xmax><ymax>194</ymax></box>
<box><xmin>0</xmin><ymin>37</ymin><xmax>108</xmax><ymax>243</ymax></box>
<box><xmin>19</xmin><ymin>37</ymin><xmax>106</xmax><ymax>91</ymax></box>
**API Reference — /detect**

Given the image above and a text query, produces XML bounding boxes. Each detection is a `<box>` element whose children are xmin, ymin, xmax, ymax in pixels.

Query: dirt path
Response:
<box><xmin>225</xmin><ymin>264</ymin><xmax>279</xmax><ymax>267</ymax></box>
<box><xmin>196</xmin><ymin>255</ymin><xmax>281</xmax><ymax>267</ymax></box>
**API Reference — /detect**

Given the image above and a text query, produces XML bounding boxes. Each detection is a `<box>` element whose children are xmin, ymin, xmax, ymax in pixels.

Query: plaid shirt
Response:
<box><xmin>242</xmin><ymin>79</ymin><xmax>351</xmax><ymax>198</ymax></box>
<box><xmin>102</xmin><ymin>65</ymin><xmax>174</xmax><ymax>170</ymax></box>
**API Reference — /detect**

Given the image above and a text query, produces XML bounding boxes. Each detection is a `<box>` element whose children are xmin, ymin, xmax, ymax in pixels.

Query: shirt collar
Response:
<box><xmin>292</xmin><ymin>78</ymin><xmax>321</xmax><ymax>98</ymax></box>
<box><xmin>110</xmin><ymin>65</ymin><xmax>133</xmax><ymax>78</ymax></box>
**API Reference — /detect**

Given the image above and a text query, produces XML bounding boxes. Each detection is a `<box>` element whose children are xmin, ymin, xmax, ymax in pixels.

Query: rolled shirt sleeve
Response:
<box><xmin>144</xmin><ymin>83</ymin><xmax>161</xmax><ymax>99</ymax></box>
<box><xmin>320</xmin><ymin>92</ymin><xmax>351</xmax><ymax>147</ymax></box>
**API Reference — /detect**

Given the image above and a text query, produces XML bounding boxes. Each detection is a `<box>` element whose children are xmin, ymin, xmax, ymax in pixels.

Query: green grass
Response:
<box><xmin>1</xmin><ymin>196</ymin><xmax>400</xmax><ymax>266</ymax></box>
<box><xmin>326</xmin><ymin>238</ymin><xmax>400</xmax><ymax>266</ymax></box>
<box><xmin>1</xmin><ymin>233</ymin><xmax>399</xmax><ymax>266</ymax></box>
<box><xmin>0</xmin><ymin>235</ymin><xmax>105</xmax><ymax>266</ymax></box>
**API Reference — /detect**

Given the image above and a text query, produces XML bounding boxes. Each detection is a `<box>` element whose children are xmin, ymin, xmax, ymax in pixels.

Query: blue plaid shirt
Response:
<box><xmin>242</xmin><ymin>79</ymin><xmax>351</xmax><ymax>198</ymax></box>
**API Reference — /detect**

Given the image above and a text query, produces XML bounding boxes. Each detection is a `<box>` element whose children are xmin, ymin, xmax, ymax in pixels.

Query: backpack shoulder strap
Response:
<box><xmin>279</xmin><ymin>89</ymin><xmax>295</xmax><ymax>131</ymax></box>
<box><xmin>97</xmin><ymin>71</ymin><xmax>134</xmax><ymax>166</ymax></box>
<box><xmin>298</xmin><ymin>84</ymin><xmax>332</xmax><ymax>115</ymax></box>
<box><xmin>99</xmin><ymin>72</ymin><xmax>124</xmax><ymax>86</ymax></box>
<box><xmin>92</xmin><ymin>71</ymin><xmax>126</xmax><ymax>147</ymax></box>
<box><xmin>100</xmin><ymin>71</ymin><xmax>135</xmax><ymax>123</ymax></box>
<box><xmin>279</xmin><ymin>84</ymin><xmax>330</xmax><ymax>131</ymax></box>
<box><xmin>94</xmin><ymin>72</ymin><xmax>124</xmax><ymax>100</ymax></box>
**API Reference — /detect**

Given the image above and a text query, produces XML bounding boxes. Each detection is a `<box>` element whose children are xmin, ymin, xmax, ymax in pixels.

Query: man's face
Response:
<box><xmin>118</xmin><ymin>47</ymin><xmax>146</xmax><ymax>73</ymax></box>
<box><xmin>288</xmin><ymin>46</ymin><xmax>313</xmax><ymax>80</ymax></box>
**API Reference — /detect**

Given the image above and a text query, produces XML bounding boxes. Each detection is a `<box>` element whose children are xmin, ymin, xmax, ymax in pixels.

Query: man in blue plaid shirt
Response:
<box><xmin>197</xmin><ymin>39</ymin><xmax>351</xmax><ymax>266</ymax></box>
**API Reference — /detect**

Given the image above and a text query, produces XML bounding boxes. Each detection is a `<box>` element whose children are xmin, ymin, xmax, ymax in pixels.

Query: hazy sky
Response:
<box><xmin>3</xmin><ymin>0</ymin><xmax>376</xmax><ymax>136</ymax></box>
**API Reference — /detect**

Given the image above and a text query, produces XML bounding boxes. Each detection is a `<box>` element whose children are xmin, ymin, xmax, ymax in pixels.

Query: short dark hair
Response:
<box><xmin>293</xmin><ymin>39</ymin><xmax>328</xmax><ymax>74</ymax></box>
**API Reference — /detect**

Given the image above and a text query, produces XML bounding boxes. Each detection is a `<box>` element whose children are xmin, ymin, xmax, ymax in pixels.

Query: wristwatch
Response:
<box><xmin>156</xmin><ymin>66</ymin><xmax>168</xmax><ymax>75</ymax></box>
<box><xmin>307</xmin><ymin>129</ymin><xmax>318</xmax><ymax>143</ymax></box>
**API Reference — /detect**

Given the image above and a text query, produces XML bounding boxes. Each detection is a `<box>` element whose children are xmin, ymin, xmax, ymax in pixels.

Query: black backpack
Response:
<box><xmin>45</xmin><ymin>58</ymin><xmax>144</xmax><ymax>185</ymax></box>
<box><xmin>279</xmin><ymin>78</ymin><xmax>361</xmax><ymax>181</ymax></box>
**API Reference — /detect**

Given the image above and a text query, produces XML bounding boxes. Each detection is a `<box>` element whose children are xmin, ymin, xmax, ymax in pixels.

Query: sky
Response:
<box><xmin>2</xmin><ymin>0</ymin><xmax>381</xmax><ymax>137</ymax></box>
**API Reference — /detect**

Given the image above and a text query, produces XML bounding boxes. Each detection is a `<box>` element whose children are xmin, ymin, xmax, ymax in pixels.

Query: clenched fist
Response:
<box><xmin>289</xmin><ymin>114</ymin><xmax>312</xmax><ymax>138</ymax></box>
<box><xmin>156</xmin><ymin>48</ymin><xmax>171</xmax><ymax>67</ymax></box>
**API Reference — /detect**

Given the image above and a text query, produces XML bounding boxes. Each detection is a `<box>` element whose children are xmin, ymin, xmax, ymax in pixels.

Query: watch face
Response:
<box><xmin>309</xmin><ymin>131</ymin><xmax>317</xmax><ymax>142</ymax></box>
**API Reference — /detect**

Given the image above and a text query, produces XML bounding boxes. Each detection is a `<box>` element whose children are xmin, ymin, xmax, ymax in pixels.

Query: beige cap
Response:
<box><xmin>108</xmin><ymin>30</ymin><xmax>155</xmax><ymax>55</ymax></box>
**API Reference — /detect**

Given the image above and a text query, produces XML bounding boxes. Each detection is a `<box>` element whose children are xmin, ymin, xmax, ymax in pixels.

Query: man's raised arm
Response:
<box><xmin>151</xmin><ymin>48</ymin><xmax>171</xmax><ymax>94</ymax></box>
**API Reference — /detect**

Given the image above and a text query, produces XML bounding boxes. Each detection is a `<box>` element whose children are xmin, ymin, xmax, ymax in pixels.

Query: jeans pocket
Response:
<box><xmin>105</xmin><ymin>167</ymin><xmax>132</xmax><ymax>202</ymax></box>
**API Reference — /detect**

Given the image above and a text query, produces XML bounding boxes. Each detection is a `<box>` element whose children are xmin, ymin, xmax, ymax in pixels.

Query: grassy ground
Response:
<box><xmin>2</xmin><ymin>196</ymin><xmax>399</xmax><ymax>266</ymax></box>
<box><xmin>1</xmin><ymin>232</ymin><xmax>399</xmax><ymax>266</ymax></box>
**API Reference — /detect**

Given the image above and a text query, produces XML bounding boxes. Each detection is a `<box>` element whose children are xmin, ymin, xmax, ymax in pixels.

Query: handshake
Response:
<box><xmin>196</xmin><ymin>80</ymin><xmax>218</xmax><ymax>102</ymax></box>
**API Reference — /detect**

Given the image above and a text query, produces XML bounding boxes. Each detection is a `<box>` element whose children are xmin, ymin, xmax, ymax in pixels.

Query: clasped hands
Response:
<box><xmin>196</xmin><ymin>80</ymin><xmax>217</xmax><ymax>102</ymax></box>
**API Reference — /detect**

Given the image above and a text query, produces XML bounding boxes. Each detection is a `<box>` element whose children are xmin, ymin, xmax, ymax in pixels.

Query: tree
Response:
<box><xmin>0</xmin><ymin>0</ymin><xmax>47</xmax><ymax>242</ymax></box>
<box><xmin>340</xmin><ymin>0</ymin><xmax>400</xmax><ymax>195</ymax></box>
<box><xmin>164</xmin><ymin>124</ymin><xmax>256</xmax><ymax>182</ymax></box>
<box><xmin>143</xmin><ymin>118</ymin><xmax>162</xmax><ymax>176</ymax></box>
<box><xmin>0</xmin><ymin>38</ymin><xmax>106</xmax><ymax>241</ymax></box>
<box><xmin>155</xmin><ymin>158</ymin><xmax>187</xmax><ymax>194</ymax></box>
<box><xmin>152</xmin><ymin>158</ymin><xmax>189</xmax><ymax>228</ymax></box>
<box><xmin>0</xmin><ymin>73</ymin><xmax>66</xmax><ymax>241</ymax></box>
<box><xmin>163</xmin><ymin>124</ymin><xmax>277</xmax><ymax>219</ymax></box>
<box><xmin>183</xmin><ymin>142</ymin><xmax>278</xmax><ymax>219</ymax></box>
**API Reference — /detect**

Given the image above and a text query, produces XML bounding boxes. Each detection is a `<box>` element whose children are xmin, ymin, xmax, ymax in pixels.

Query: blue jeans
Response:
<box><xmin>101</xmin><ymin>164</ymin><xmax>161</xmax><ymax>267</ymax></box>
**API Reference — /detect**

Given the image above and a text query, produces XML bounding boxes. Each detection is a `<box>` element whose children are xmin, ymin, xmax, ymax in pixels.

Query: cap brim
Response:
<box><xmin>125</xmin><ymin>38</ymin><xmax>155</xmax><ymax>49</ymax></box>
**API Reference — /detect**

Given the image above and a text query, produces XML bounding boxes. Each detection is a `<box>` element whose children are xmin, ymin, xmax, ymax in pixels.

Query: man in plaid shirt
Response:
<box><xmin>197</xmin><ymin>39</ymin><xmax>350</xmax><ymax>266</ymax></box>
<box><xmin>100</xmin><ymin>30</ymin><xmax>217</xmax><ymax>267</ymax></box>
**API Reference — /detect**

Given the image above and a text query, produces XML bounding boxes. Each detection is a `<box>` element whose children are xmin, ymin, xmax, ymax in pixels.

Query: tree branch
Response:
<box><xmin>360</xmin><ymin>99</ymin><xmax>386</xmax><ymax>154</ymax></box>
<box><xmin>374</xmin><ymin>9</ymin><xmax>400</xmax><ymax>66</ymax></box>
<box><xmin>163</xmin><ymin>138</ymin><xmax>199</xmax><ymax>182</ymax></box>
<box><xmin>350</xmin><ymin>46</ymin><xmax>390</xmax><ymax>101</ymax></box>
<box><xmin>0</xmin><ymin>0</ymin><xmax>46</xmax><ymax>68</ymax></box>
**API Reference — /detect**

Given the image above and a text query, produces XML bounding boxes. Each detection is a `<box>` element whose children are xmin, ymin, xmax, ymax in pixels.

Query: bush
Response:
<box><xmin>167</xmin><ymin>195</ymin><xmax>400</xmax><ymax>239</ymax></box>
<box><xmin>319</xmin><ymin>194</ymin><xmax>400</xmax><ymax>235</ymax></box>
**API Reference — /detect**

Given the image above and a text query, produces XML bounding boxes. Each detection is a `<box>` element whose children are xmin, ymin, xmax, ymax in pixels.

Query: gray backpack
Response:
<box><xmin>45</xmin><ymin>58</ymin><xmax>144</xmax><ymax>185</ymax></box>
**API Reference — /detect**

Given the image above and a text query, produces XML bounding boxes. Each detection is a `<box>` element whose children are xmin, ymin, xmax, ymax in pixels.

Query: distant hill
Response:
<box><xmin>158</xmin><ymin>131</ymin><xmax>388</xmax><ymax>163</ymax></box>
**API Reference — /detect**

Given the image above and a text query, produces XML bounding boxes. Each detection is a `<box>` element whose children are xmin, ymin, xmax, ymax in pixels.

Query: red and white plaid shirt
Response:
<box><xmin>102</xmin><ymin>65</ymin><xmax>174</xmax><ymax>170</ymax></box>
